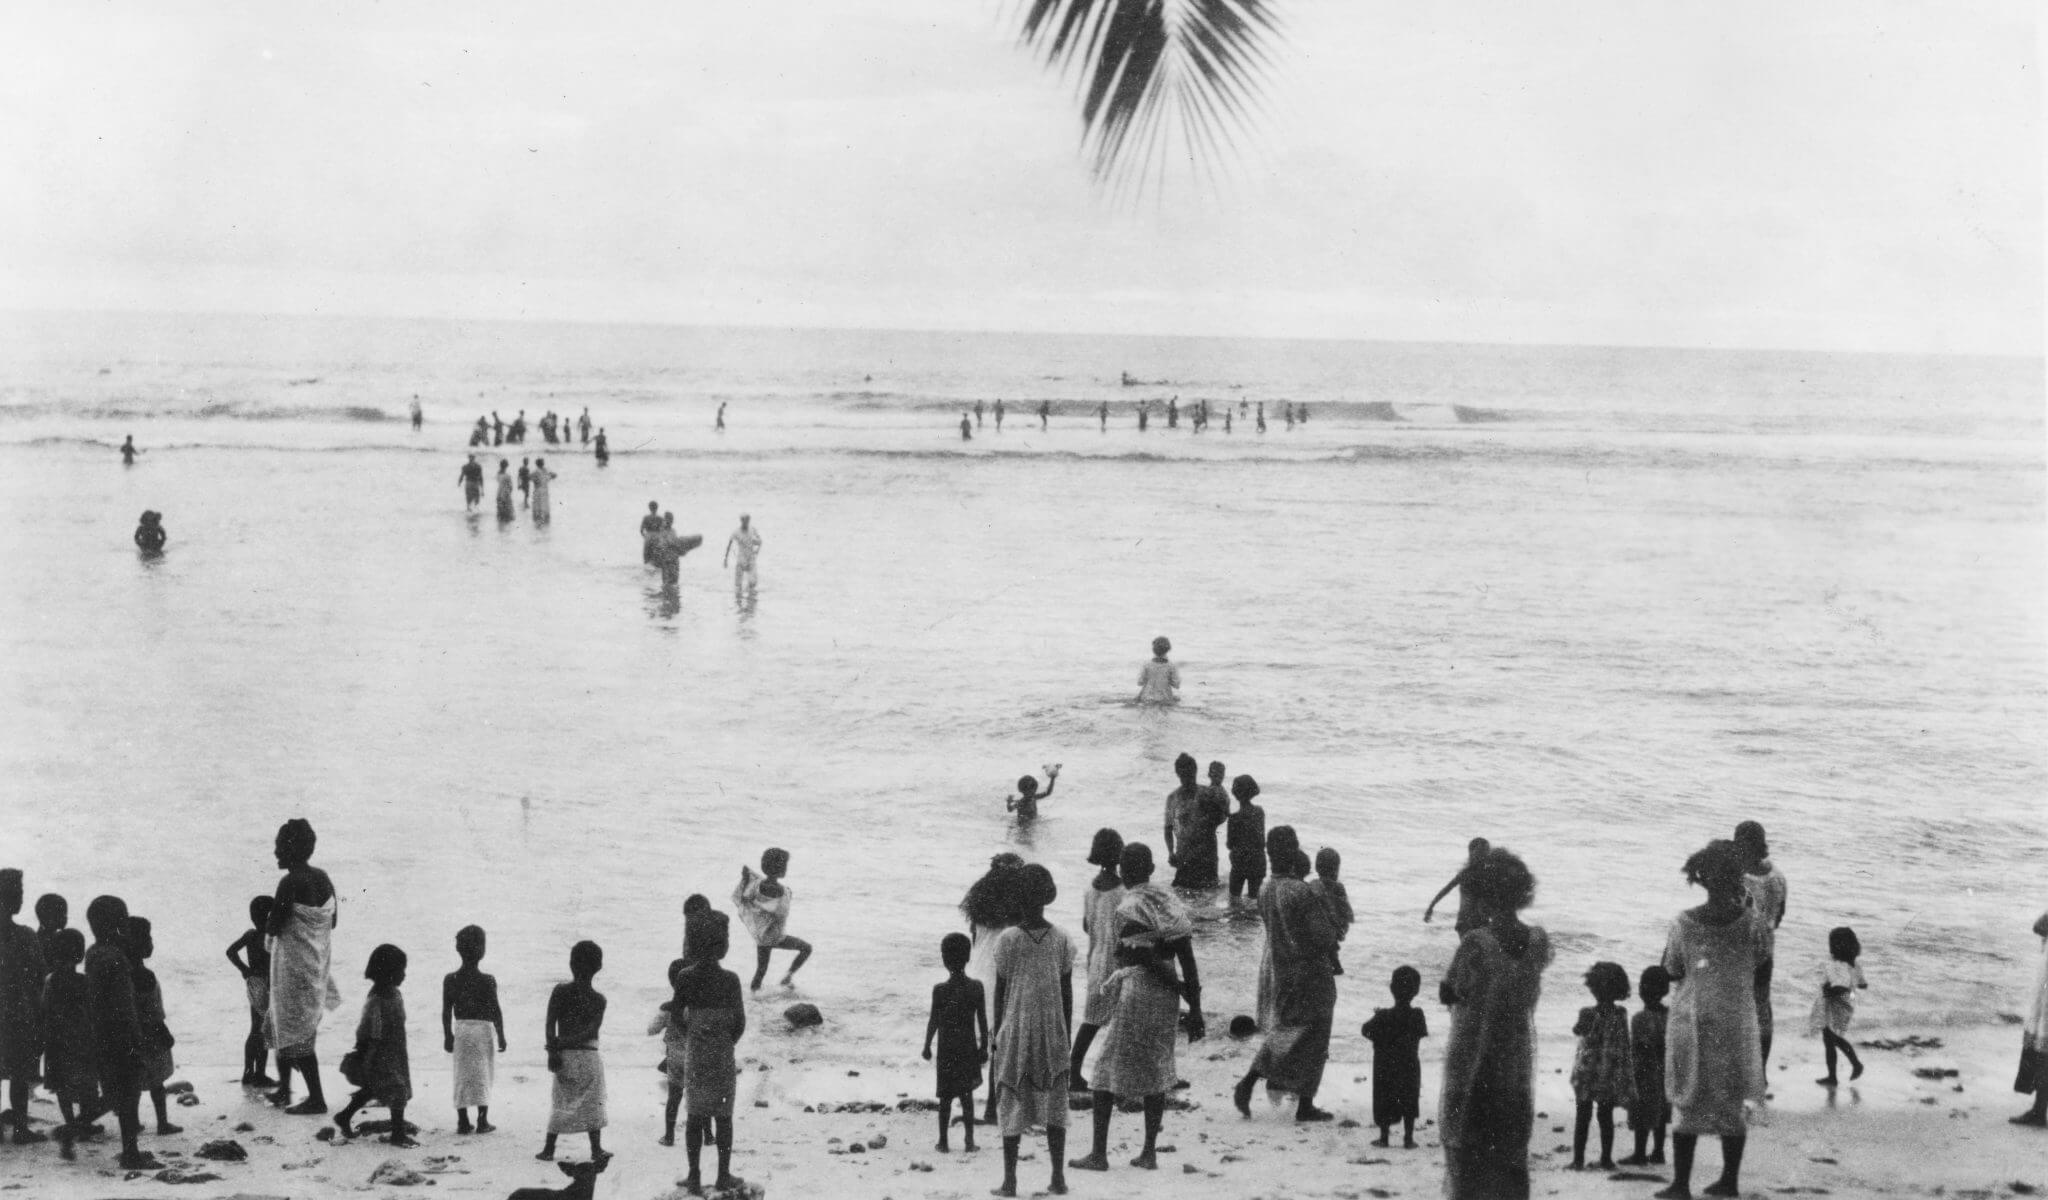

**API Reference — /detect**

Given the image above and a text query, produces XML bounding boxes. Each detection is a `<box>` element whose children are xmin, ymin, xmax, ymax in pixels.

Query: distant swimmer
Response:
<box><xmin>974</xmin><ymin>399</ymin><xmax>984</xmax><ymax>429</ymax></box>
<box><xmin>1138</xmin><ymin>403</ymin><xmax>1149</xmax><ymax>432</ymax></box>
<box><xmin>641</xmin><ymin>502</ymin><xmax>664</xmax><ymax>563</ymax></box>
<box><xmin>1038</xmin><ymin>400</ymin><xmax>1049</xmax><ymax>431</ymax></box>
<box><xmin>1136</xmin><ymin>636</ymin><xmax>1180</xmax><ymax>705</ymax></box>
<box><xmin>1224</xmin><ymin>410</ymin><xmax>1233</xmax><ymax>434</ymax></box>
<box><xmin>1006</xmin><ymin>763</ymin><xmax>1061</xmax><ymax>822</ymax></box>
<box><xmin>518</xmin><ymin>459</ymin><xmax>531</xmax><ymax>508</ymax></box>
<box><xmin>491</xmin><ymin>412</ymin><xmax>504</xmax><ymax>445</ymax></box>
<box><xmin>458</xmin><ymin>455</ymin><xmax>485</xmax><ymax>510</ymax></box>
<box><xmin>529</xmin><ymin>457</ymin><xmax>555</xmax><ymax>523</ymax></box>
<box><xmin>1167</xmin><ymin>397</ymin><xmax>1178</xmax><ymax>429</ymax></box>
<box><xmin>593</xmin><ymin>428</ymin><xmax>609</xmax><ymax>466</ymax></box>
<box><xmin>120</xmin><ymin>435</ymin><xmax>139</xmax><ymax>466</ymax></box>
<box><xmin>961</xmin><ymin>413</ymin><xmax>973</xmax><ymax>441</ymax></box>
<box><xmin>716</xmin><ymin>402</ymin><xmax>727</xmax><ymax>432</ymax></box>
<box><xmin>495</xmin><ymin>460</ymin><xmax>515</xmax><ymax>521</ymax></box>
<box><xmin>410</xmin><ymin>395</ymin><xmax>423</xmax><ymax>430</ymax></box>
<box><xmin>578</xmin><ymin>407</ymin><xmax>591</xmax><ymax>444</ymax></box>
<box><xmin>133</xmin><ymin>510</ymin><xmax>167</xmax><ymax>554</ymax></box>
<box><xmin>470</xmin><ymin>417</ymin><xmax>489</xmax><ymax>447</ymax></box>
<box><xmin>1298</xmin><ymin>403</ymin><xmax>1309</xmax><ymax>424</ymax></box>
<box><xmin>1098</xmin><ymin>401</ymin><xmax>1108</xmax><ymax>431</ymax></box>
<box><xmin>1284</xmin><ymin>402</ymin><xmax>1295</xmax><ymax>430</ymax></box>
<box><xmin>1256</xmin><ymin>402</ymin><xmax>1266</xmax><ymax>434</ymax></box>
<box><xmin>993</xmin><ymin>398</ymin><xmax>1004</xmax><ymax>431</ymax></box>
<box><xmin>724</xmin><ymin>514</ymin><xmax>762</xmax><ymax>596</ymax></box>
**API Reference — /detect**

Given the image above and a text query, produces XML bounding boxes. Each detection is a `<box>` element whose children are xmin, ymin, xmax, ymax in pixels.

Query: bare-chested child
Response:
<box><xmin>1424</xmin><ymin>837</ymin><xmax>1492</xmax><ymax>933</ymax></box>
<box><xmin>538</xmin><ymin>941</ymin><xmax>608</xmax><ymax>1164</ymax></box>
<box><xmin>443</xmin><ymin>925</ymin><xmax>506</xmax><ymax>1134</ymax></box>
<box><xmin>125</xmin><ymin>917</ymin><xmax>180</xmax><ymax>1136</ymax></box>
<box><xmin>0</xmin><ymin>870</ymin><xmax>44</xmax><ymax>1144</ymax></box>
<box><xmin>673</xmin><ymin>911</ymin><xmax>747</xmax><ymax>1193</ymax></box>
<box><xmin>1006</xmin><ymin>763</ymin><xmax>1061</xmax><ymax>821</ymax></box>
<box><xmin>735</xmin><ymin>849</ymin><xmax>812</xmax><ymax>991</ymax></box>
<box><xmin>84</xmin><ymin>895</ymin><xmax>153</xmax><ymax>1168</ymax></box>
<box><xmin>224</xmin><ymin>896</ymin><xmax>278</xmax><ymax>1086</ymax></box>
<box><xmin>41</xmin><ymin>929</ymin><xmax>99</xmax><ymax>1156</ymax></box>
<box><xmin>923</xmin><ymin>932</ymin><xmax>989</xmax><ymax>1153</ymax></box>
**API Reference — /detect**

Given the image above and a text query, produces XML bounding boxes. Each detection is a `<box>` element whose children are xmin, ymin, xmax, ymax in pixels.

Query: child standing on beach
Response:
<box><xmin>335</xmin><ymin>944</ymin><xmax>415</xmax><ymax>1147</ymax></box>
<box><xmin>126</xmin><ymin>917</ymin><xmax>181</xmax><ymax>1137</ymax></box>
<box><xmin>41</xmin><ymin>929</ymin><xmax>97</xmax><ymax>1156</ymax></box>
<box><xmin>1068</xmin><ymin>828</ymin><xmax>1124</xmax><ymax>1092</ymax></box>
<box><xmin>674</xmin><ymin>911</ymin><xmax>745</xmax><ymax>1194</ymax></box>
<box><xmin>1810</xmin><ymin>927</ymin><xmax>1867</xmax><ymax>1086</ymax></box>
<box><xmin>225</xmin><ymin>896</ymin><xmax>276</xmax><ymax>1087</ymax></box>
<box><xmin>35</xmin><ymin>892</ymin><xmax>68</xmax><ymax>978</ymax></box>
<box><xmin>539</xmin><ymin>941</ymin><xmax>608</xmax><ymax>1164</ymax></box>
<box><xmin>923</xmin><ymin>932</ymin><xmax>988</xmax><ymax>1153</ymax></box>
<box><xmin>735</xmin><ymin>849</ymin><xmax>812</xmax><ymax>992</ymax></box>
<box><xmin>442</xmin><ymin>925</ymin><xmax>506</xmax><ymax>1134</ymax></box>
<box><xmin>1621</xmin><ymin>964</ymin><xmax>1671</xmax><ymax>1166</ymax></box>
<box><xmin>1310</xmin><ymin>848</ymin><xmax>1353</xmax><ymax>975</ymax></box>
<box><xmin>1569</xmin><ymin>961</ymin><xmax>1634</xmax><ymax>1171</ymax></box>
<box><xmin>1005</xmin><ymin>764</ymin><xmax>1060</xmax><ymax>822</ymax></box>
<box><xmin>1225</xmin><ymin>776</ymin><xmax>1266</xmax><ymax>901</ymax></box>
<box><xmin>0</xmin><ymin>869</ymin><xmax>45</xmax><ymax>1146</ymax></box>
<box><xmin>1136</xmin><ymin>637</ymin><xmax>1179</xmax><ymax>705</ymax></box>
<box><xmin>1359</xmin><ymin>965</ymin><xmax>1428</xmax><ymax>1148</ymax></box>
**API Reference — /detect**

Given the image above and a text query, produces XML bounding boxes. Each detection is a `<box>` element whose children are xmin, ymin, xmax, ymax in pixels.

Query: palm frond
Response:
<box><xmin>1019</xmin><ymin>0</ymin><xmax>1279</xmax><ymax>191</ymax></box>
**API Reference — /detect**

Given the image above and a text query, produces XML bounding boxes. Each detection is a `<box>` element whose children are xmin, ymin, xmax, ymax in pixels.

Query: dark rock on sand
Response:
<box><xmin>197</xmin><ymin>1138</ymin><xmax>249</xmax><ymax>1160</ymax></box>
<box><xmin>786</xmin><ymin>1002</ymin><xmax>824</xmax><ymax>1028</ymax></box>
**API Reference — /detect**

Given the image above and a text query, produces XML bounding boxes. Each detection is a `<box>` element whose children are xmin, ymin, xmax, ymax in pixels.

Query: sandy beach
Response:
<box><xmin>4</xmin><ymin>1017</ymin><xmax>2038</xmax><ymax>1200</ymax></box>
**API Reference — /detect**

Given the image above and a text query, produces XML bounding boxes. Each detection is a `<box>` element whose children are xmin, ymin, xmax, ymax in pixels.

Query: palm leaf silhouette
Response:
<box><xmin>1019</xmin><ymin>0</ymin><xmax>1279</xmax><ymax>190</ymax></box>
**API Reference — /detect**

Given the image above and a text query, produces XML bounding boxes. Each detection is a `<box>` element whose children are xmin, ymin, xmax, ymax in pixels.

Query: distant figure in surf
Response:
<box><xmin>961</xmin><ymin>413</ymin><xmax>973</xmax><ymax>441</ymax></box>
<box><xmin>1038</xmin><ymin>400</ymin><xmax>1050</xmax><ymax>431</ymax></box>
<box><xmin>470</xmin><ymin>418</ymin><xmax>488</xmax><ymax>447</ymax></box>
<box><xmin>491</xmin><ymin>412</ymin><xmax>504</xmax><ymax>445</ymax></box>
<box><xmin>495</xmin><ymin>460</ymin><xmax>514</xmax><ymax>521</ymax></box>
<box><xmin>1425</xmin><ymin>837</ymin><xmax>1493</xmax><ymax>933</ymax></box>
<box><xmin>994</xmin><ymin>398</ymin><xmax>1006</xmax><ymax>430</ymax></box>
<box><xmin>1241</xmin><ymin>399</ymin><xmax>1249</xmax><ymax>416</ymax></box>
<box><xmin>1225</xmin><ymin>410</ymin><xmax>1233</xmax><ymax>434</ymax></box>
<box><xmin>510</xmin><ymin>411</ymin><xmax>527</xmax><ymax>444</ymax></box>
<box><xmin>641</xmin><ymin>502</ymin><xmax>664</xmax><ymax>564</ymax></box>
<box><xmin>1298</xmin><ymin>403</ymin><xmax>1309</xmax><ymax>424</ymax></box>
<box><xmin>1167</xmin><ymin>397</ymin><xmax>1178</xmax><ymax>429</ymax></box>
<box><xmin>133</xmin><ymin>511</ymin><xmax>167</xmax><ymax>555</ymax></box>
<box><xmin>1136</xmin><ymin>636</ymin><xmax>1179</xmax><ymax>705</ymax></box>
<box><xmin>458</xmin><ymin>455</ymin><xmax>484</xmax><ymax>511</ymax></box>
<box><xmin>1257</xmin><ymin>402</ymin><xmax>1266</xmax><ymax>434</ymax></box>
<box><xmin>593</xmin><ymin>428</ymin><xmax>608</xmax><ymax>466</ymax></box>
<box><xmin>518</xmin><ymin>459</ymin><xmax>531</xmax><ymax>507</ymax></box>
<box><xmin>735</xmin><ymin>849</ymin><xmax>811</xmax><ymax>992</ymax></box>
<box><xmin>1137</xmin><ymin>403</ymin><xmax>1149</xmax><ymax>432</ymax></box>
<box><xmin>650</xmin><ymin>515</ymin><xmax>703</xmax><ymax>589</ymax></box>
<box><xmin>1285</xmin><ymin>403</ymin><xmax>1296</xmax><ymax>430</ymax></box>
<box><xmin>975</xmin><ymin>399</ymin><xmax>984</xmax><ymax>428</ymax></box>
<box><xmin>120</xmin><ymin>435</ymin><xmax>139</xmax><ymax>466</ymax></box>
<box><xmin>1099</xmin><ymin>401</ymin><xmax>1108</xmax><ymax>432</ymax></box>
<box><xmin>716</xmin><ymin>402</ymin><xmax>726</xmax><ymax>432</ymax></box>
<box><xmin>724</xmin><ymin>515</ymin><xmax>761</xmax><ymax>596</ymax></box>
<box><xmin>578</xmin><ymin>408</ymin><xmax>591</xmax><ymax>444</ymax></box>
<box><xmin>410</xmin><ymin>396</ymin><xmax>423</xmax><ymax>430</ymax></box>
<box><xmin>530</xmin><ymin>458</ymin><xmax>555</xmax><ymax>523</ymax></box>
<box><xmin>1006</xmin><ymin>764</ymin><xmax>1061</xmax><ymax>822</ymax></box>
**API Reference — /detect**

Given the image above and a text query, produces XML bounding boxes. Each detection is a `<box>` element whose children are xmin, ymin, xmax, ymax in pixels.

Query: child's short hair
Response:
<box><xmin>940</xmin><ymin>932</ymin><xmax>972</xmax><ymax>972</ymax></box>
<box><xmin>125</xmin><ymin>915</ymin><xmax>153</xmax><ymax>949</ymax></box>
<box><xmin>1468</xmin><ymin>837</ymin><xmax>1491</xmax><ymax>859</ymax></box>
<box><xmin>1173</xmin><ymin>752</ymin><xmax>1197</xmax><ymax>778</ymax></box>
<box><xmin>1390</xmin><ymin>965</ymin><xmax>1422</xmax><ymax>1002</ymax></box>
<box><xmin>48</xmin><ymin>927</ymin><xmax>86</xmax><ymax>968</ymax></box>
<box><xmin>85</xmin><ymin>895</ymin><xmax>127</xmax><ymax>940</ymax></box>
<box><xmin>249</xmin><ymin>895</ymin><xmax>274</xmax><ymax>928</ymax></box>
<box><xmin>1087</xmin><ymin>828</ymin><xmax>1125</xmax><ymax>868</ymax></box>
<box><xmin>1119</xmin><ymin>842</ymin><xmax>1156</xmax><ymax>885</ymax></box>
<box><xmin>761</xmin><ymin>847</ymin><xmax>790</xmax><ymax>875</ymax></box>
<box><xmin>34</xmin><ymin>893</ymin><xmax>67</xmax><ymax>927</ymax></box>
<box><xmin>366</xmin><ymin>943</ymin><xmax>407</xmax><ymax>987</ymax></box>
<box><xmin>1314</xmin><ymin>847</ymin><xmax>1341</xmax><ymax>877</ymax></box>
<box><xmin>1151</xmin><ymin>636</ymin><xmax>1171</xmax><ymax>656</ymax></box>
<box><xmin>570</xmin><ymin>939</ymin><xmax>603</xmax><ymax>978</ymax></box>
<box><xmin>682</xmin><ymin>893</ymin><xmax>710</xmax><ymax>916</ymax></box>
<box><xmin>1015</xmin><ymin>864</ymin><xmax>1058</xmax><ymax>910</ymax></box>
<box><xmin>0</xmin><ymin>870</ymin><xmax>18</xmax><ymax>911</ymax></box>
<box><xmin>1016</xmin><ymin>775</ymin><xmax>1039</xmax><ymax>796</ymax></box>
<box><xmin>1584</xmin><ymin>960</ymin><xmax>1631</xmax><ymax>1003</ymax></box>
<box><xmin>1466</xmin><ymin>848</ymin><xmax>1535</xmax><ymax>915</ymax></box>
<box><xmin>686</xmin><ymin>911</ymin><xmax>730</xmax><ymax>963</ymax></box>
<box><xmin>1208</xmin><ymin>760</ymin><xmax>1225</xmax><ymax>779</ymax></box>
<box><xmin>1638</xmin><ymin>964</ymin><xmax>1671</xmax><ymax>1002</ymax></box>
<box><xmin>1682</xmin><ymin>839</ymin><xmax>1745</xmax><ymax>894</ymax></box>
<box><xmin>1232</xmin><ymin>774</ymin><xmax>1260</xmax><ymax>802</ymax></box>
<box><xmin>455</xmin><ymin>924</ymin><xmax>486</xmax><ymax>961</ymax></box>
<box><xmin>1828</xmin><ymin>926</ymin><xmax>1861</xmax><ymax>962</ymax></box>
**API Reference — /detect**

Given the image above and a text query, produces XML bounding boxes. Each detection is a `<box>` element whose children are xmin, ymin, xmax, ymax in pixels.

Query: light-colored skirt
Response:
<box><xmin>451</xmin><ymin>1019</ymin><xmax>495</xmax><ymax>1108</ymax></box>
<box><xmin>995</xmin><ymin>1081</ymin><xmax>1067</xmax><ymax>1138</ymax></box>
<box><xmin>1091</xmin><ymin>969</ymin><xmax>1180</xmax><ymax>1099</ymax></box>
<box><xmin>548</xmin><ymin>1047</ymin><xmax>607</xmax><ymax>1133</ymax></box>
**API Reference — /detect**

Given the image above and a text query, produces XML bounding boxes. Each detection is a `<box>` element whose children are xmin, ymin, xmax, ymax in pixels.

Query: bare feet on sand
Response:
<box><xmin>1068</xmin><ymin>1152</ymin><xmax>1109</xmax><ymax>1171</ymax></box>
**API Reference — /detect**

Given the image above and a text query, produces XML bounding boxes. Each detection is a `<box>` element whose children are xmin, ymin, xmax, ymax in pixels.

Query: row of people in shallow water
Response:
<box><xmin>959</xmin><ymin>397</ymin><xmax>1309</xmax><ymax>438</ymax></box>
<box><xmin>456</xmin><ymin>454</ymin><xmax>599</xmax><ymax>522</ymax></box>
<box><xmin>637</xmin><ymin>505</ymin><xmax>761</xmax><ymax>593</ymax></box>
<box><xmin>466</xmin><ymin>408</ymin><xmax>599</xmax><ymax>448</ymax></box>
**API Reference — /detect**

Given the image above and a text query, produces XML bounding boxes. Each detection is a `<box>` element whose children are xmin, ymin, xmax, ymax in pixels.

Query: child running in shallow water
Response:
<box><xmin>1810</xmin><ymin>926</ymin><xmax>1867</xmax><ymax>1086</ymax></box>
<box><xmin>1621</xmin><ymin>965</ymin><xmax>1672</xmax><ymax>1166</ymax></box>
<box><xmin>922</xmin><ymin>932</ymin><xmax>988</xmax><ymax>1153</ymax></box>
<box><xmin>1359</xmin><ymin>966</ymin><xmax>1428</xmax><ymax>1148</ymax></box>
<box><xmin>224</xmin><ymin>896</ymin><xmax>276</xmax><ymax>1087</ymax></box>
<box><xmin>735</xmin><ymin>849</ymin><xmax>812</xmax><ymax>992</ymax></box>
<box><xmin>1570</xmin><ymin>961</ymin><xmax>1634</xmax><ymax>1171</ymax></box>
<box><xmin>1005</xmin><ymin>764</ymin><xmax>1060</xmax><ymax>821</ymax></box>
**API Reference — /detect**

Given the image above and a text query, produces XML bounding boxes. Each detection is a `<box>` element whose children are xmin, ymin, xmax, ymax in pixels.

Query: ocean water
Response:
<box><xmin>0</xmin><ymin>310</ymin><xmax>2040</xmax><ymax>1098</ymax></box>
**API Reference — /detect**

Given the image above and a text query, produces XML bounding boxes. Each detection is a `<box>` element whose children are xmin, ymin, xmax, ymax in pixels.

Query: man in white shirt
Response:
<box><xmin>724</xmin><ymin>514</ymin><xmax>763</xmax><ymax>595</ymax></box>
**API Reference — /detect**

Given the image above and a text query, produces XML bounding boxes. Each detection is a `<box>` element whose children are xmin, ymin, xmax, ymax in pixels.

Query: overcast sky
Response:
<box><xmin>2</xmin><ymin>1</ymin><xmax>2039</xmax><ymax>353</ymax></box>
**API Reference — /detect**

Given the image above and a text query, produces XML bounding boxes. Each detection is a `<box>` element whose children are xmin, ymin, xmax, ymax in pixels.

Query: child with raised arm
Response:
<box><xmin>735</xmin><ymin>849</ymin><xmax>812</xmax><ymax>992</ymax></box>
<box><xmin>1810</xmin><ymin>926</ymin><xmax>1867</xmax><ymax>1086</ymax></box>
<box><xmin>674</xmin><ymin>910</ymin><xmax>746</xmax><ymax>1194</ymax></box>
<box><xmin>923</xmin><ymin>932</ymin><xmax>988</xmax><ymax>1154</ymax></box>
<box><xmin>1225</xmin><ymin>776</ymin><xmax>1266</xmax><ymax>901</ymax></box>
<box><xmin>1310</xmin><ymin>847</ymin><xmax>1353</xmax><ymax>975</ymax></box>
<box><xmin>1570</xmin><ymin>961</ymin><xmax>1634</xmax><ymax>1171</ymax></box>
<box><xmin>334</xmin><ymin>944</ymin><xmax>415</xmax><ymax>1147</ymax></box>
<box><xmin>224</xmin><ymin>896</ymin><xmax>277</xmax><ymax>1087</ymax></box>
<box><xmin>1621</xmin><ymin>965</ymin><xmax>1672</xmax><ymax>1166</ymax></box>
<box><xmin>1005</xmin><ymin>763</ymin><xmax>1060</xmax><ymax>822</ymax></box>
<box><xmin>1360</xmin><ymin>965</ymin><xmax>1428</xmax><ymax>1148</ymax></box>
<box><xmin>539</xmin><ymin>941</ymin><xmax>608</xmax><ymax>1164</ymax></box>
<box><xmin>41</xmin><ymin>929</ymin><xmax>98</xmax><ymax>1157</ymax></box>
<box><xmin>1135</xmin><ymin>637</ymin><xmax>1179</xmax><ymax>705</ymax></box>
<box><xmin>1423</xmin><ymin>837</ymin><xmax>1491</xmax><ymax>932</ymax></box>
<box><xmin>443</xmin><ymin>925</ymin><xmax>506</xmax><ymax>1134</ymax></box>
<box><xmin>126</xmin><ymin>917</ymin><xmax>181</xmax><ymax>1137</ymax></box>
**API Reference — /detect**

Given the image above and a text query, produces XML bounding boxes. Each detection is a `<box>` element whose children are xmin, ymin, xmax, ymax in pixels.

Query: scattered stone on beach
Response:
<box><xmin>281</xmin><ymin>1158</ymin><xmax>322</xmax><ymax>1169</ymax></box>
<box><xmin>786</xmin><ymin>1003</ymin><xmax>824</xmax><ymax>1028</ymax></box>
<box><xmin>1348</xmin><ymin>1156</ymin><xmax>1391</xmax><ymax>1166</ymax></box>
<box><xmin>358</xmin><ymin>1117</ymin><xmax>421</xmax><ymax>1135</ymax></box>
<box><xmin>233</xmin><ymin>1122</ymin><xmax>255</xmax><ymax>1132</ymax></box>
<box><xmin>176</xmin><ymin>1091</ymin><xmax>202</xmax><ymax>1106</ymax></box>
<box><xmin>1912</xmin><ymin>1066</ymin><xmax>1960</xmax><ymax>1079</ymax></box>
<box><xmin>196</xmin><ymin>1138</ymin><xmax>248</xmax><ymax>1161</ymax></box>
<box><xmin>1228</xmin><ymin>1015</ymin><xmax>1258</xmax><ymax>1038</ymax></box>
<box><xmin>423</xmin><ymin>1155</ymin><xmax>467</xmax><ymax>1174</ymax></box>
<box><xmin>910</xmin><ymin>1160</ymin><xmax>934</xmax><ymax>1172</ymax></box>
<box><xmin>154</xmin><ymin>1166</ymin><xmax>225</xmax><ymax>1184</ymax></box>
<box><xmin>368</xmin><ymin>1158</ymin><xmax>429</xmax><ymax>1186</ymax></box>
<box><xmin>314</xmin><ymin>1127</ymin><xmax>337</xmax><ymax>1141</ymax></box>
<box><xmin>1184</xmin><ymin>1163</ymin><xmax>1201</xmax><ymax>1174</ymax></box>
<box><xmin>1857</xmin><ymin>1035</ymin><xmax>1942</xmax><ymax>1052</ymax></box>
<box><xmin>165</xmin><ymin>1080</ymin><xmax>195</xmax><ymax>1094</ymax></box>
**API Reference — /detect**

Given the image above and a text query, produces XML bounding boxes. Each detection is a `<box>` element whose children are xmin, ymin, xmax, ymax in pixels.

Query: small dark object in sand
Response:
<box><xmin>2011</xmin><ymin>1183</ymin><xmax>2038</xmax><ymax>1196</ymax></box>
<box><xmin>1610</xmin><ymin>1171</ymin><xmax>1664</xmax><ymax>1182</ymax></box>
<box><xmin>1912</xmin><ymin>1067</ymin><xmax>1960</xmax><ymax>1080</ymax></box>
<box><xmin>1857</xmin><ymin>1035</ymin><xmax>1942</xmax><ymax>1051</ymax></box>
<box><xmin>234</xmin><ymin>1122</ymin><xmax>255</xmax><ymax>1132</ymax></box>
<box><xmin>1810</xmin><ymin>1157</ymin><xmax>1838</xmax><ymax>1164</ymax></box>
<box><xmin>786</xmin><ymin>1003</ymin><xmax>824</xmax><ymax>1028</ymax></box>
<box><xmin>197</xmin><ymin>1139</ymin><xmax>248</xmax><ymax>1161</ymax></box>
<box><xmin>368</xmin><ymin>1158</ymin><xmax>428</xmax><ymax>1186</ymax></box>
<box><xmin>176</xmin><ymin>1092</ymin><xmax>202</xmax><ymax>1107</ymax></box>
<box><xmin>1348</xmin><ymin>1155</ymin><xmax>1391</xmax><ymax>1166</ymax></box>
<box><xmin>165</xmin><ymin>1081</ymin><xmax>195</xmax><ymax>1094</ymax></box>
<box><xmin>869</xmin><ymin>1133</ymin><xmax>887</xmax><ymax>1149</ymax></box>
<box><xmin>1367</xmin><ymin>1189</ymin><xmax>1396</xmax><ymax>1199</ymax></box>
<box><xmin>1229</xmin><ymin>1015</ymin><xmax>1258</xmax><ymax>1038</ymax></box>
<box><xmin>357</xmin><ymin>1117</ymin><xmax>421</xmax><ymax>1136</ymax></box>
<box><xmin>154</xmin><ymin>1166</ymin><xmax>225</xmax><ymax>1184</ymax></box>
<box><xmin>1770</xmin><ymin>1188</ymin><xmax>1832</xmax><ymax>1195</ymax></box>
<box><xmin>315</xmin><ymin>1127</ymin><xmax>337</xmax><ymax>1142</ymax></box>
